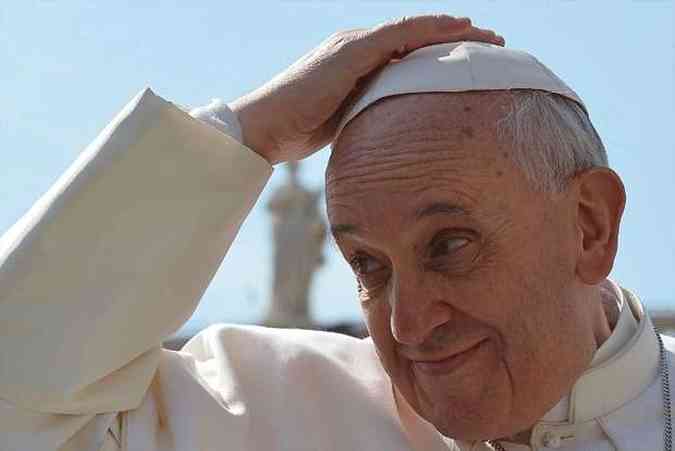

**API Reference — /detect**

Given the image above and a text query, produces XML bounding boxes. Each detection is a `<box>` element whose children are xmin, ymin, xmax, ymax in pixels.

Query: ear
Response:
<box><xmin>572</xmin><ymin>168</ymin><xmax>626</xmax><ymax>284</ymax></box>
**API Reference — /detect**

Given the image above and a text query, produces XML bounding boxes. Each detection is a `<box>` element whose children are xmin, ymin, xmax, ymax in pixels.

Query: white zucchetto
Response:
<box><xmin>336</xmin><ymin>41</ymin><xmax>585</xmax><ymax>137</ymax></box>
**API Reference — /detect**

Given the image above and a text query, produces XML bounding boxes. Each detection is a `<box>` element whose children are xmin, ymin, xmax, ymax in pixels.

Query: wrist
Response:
<box><xmin>229</xmin><ymin>97</ymin><xmax>282</xmax><ymax>165</ymax></box>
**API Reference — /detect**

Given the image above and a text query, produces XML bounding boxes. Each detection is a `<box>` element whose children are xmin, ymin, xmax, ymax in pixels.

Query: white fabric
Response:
<box><xmin>335</xmin><ymin>41</ymin><xmax>585</xmax><ymax>137</ymax></box>
<box><xmin>0</xmin><ymin>89</ymin><xmax>671</xmax><ymax>451</ymax></box>
<box><xmin>190</xmin><ymin>99</ymin><xmax>243</xmax><ymax>143</ymax></box>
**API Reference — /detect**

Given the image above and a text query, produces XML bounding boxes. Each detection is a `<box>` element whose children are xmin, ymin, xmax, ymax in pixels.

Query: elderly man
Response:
<box><xmin>0</xmin><ymin>14</ymin><xmax>670</xmax><ymax>451</ymax></box>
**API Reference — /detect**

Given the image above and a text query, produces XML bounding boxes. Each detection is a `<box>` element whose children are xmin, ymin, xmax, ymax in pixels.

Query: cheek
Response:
<box><xmin>361</xmin><ymin>301</ymin><xmax>400</xmax><ymax>371</ymax></box>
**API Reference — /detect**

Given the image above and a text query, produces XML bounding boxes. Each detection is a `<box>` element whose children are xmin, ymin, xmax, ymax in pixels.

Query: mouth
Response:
<box><xmin>411</xmin><ymin>338</ymin><xmax>489</xmax><ymax>376</ymax></box>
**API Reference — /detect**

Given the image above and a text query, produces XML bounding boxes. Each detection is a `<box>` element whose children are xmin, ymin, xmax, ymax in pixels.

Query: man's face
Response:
<box><xmin>326</xmin><ymin>93</ymin><xmax>599</xmax><ymax>440</ymax></box>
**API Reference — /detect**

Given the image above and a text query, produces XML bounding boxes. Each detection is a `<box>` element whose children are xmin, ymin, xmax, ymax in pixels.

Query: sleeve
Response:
<box><xmin>189</xmin><ymin>98</ymin><xmax>244</xmax><ymax>143</ymax></box>
<box><xmin>0</xmin><ymin>87</ymin><xmax>273</xmax><ymax>416</ymax></box>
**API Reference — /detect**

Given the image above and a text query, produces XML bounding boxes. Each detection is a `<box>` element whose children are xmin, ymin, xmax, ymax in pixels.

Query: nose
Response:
<box><xmin>389</xmin><ymin>272</ymin><xmax>453</xmax><ymax>345</ymax></box>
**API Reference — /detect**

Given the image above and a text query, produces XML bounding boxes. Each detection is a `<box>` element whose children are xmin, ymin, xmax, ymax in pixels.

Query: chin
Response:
<box><xmin>404</xmin><ymin>364</ymin><xmax>514</xmax><ymax>441</ymax></box>
<box><xmin>423</xmin><ymin>394</ymin><xmax>507</xmax><ymax>441</ymax></box>
<box><xmin>422</xmin><ymin>390</ymin><xmax>549</xmax><ymax>442</ymax></box>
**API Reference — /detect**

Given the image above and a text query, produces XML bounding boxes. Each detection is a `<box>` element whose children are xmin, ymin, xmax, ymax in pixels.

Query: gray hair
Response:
<box><xmin>497</xmin><ymin>91</ymin><xmax>609</xmax><ymax>192</ymax></box>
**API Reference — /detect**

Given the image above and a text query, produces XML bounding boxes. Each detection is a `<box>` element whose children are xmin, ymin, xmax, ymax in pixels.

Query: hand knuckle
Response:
<box><xmin>372</xmin><ymin>15</ymin><xmax>407</xmax><ymax>32</ymax></box>
<box><xmin>327</xmin><ymin>30</ymin><xmax>348</xmax><ymax>41</ymax></box>
<box><xmin>327</xmin><ymin>31</ymin><xmax>366</xmax><ymax>53</ymax></box>
<box><xmin>391</xmin><ymin>15</ymin><xmax>415</xmax><ymax>28</ymax></box>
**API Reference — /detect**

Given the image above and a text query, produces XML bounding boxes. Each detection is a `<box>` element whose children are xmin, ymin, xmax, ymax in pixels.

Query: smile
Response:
<box><xmin>411</xmin><ymin>339</ymin><xmax>488</xmax><ymax>376</ymax></box>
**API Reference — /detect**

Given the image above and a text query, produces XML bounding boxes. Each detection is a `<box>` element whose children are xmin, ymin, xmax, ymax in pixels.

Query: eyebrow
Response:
<box><xmin>415</xmin><ymin>202</ymin><xmax>468</xmax><ymax>220</ymax></box>
<box><xmin>330</xmin><ymin>223</ymin><xmax>359</xmax><ymax>239</ymax></box>
<box><xmin>330</xmin><ymin>202</ymin><xmax>468</xmax><ymax>240</ymax></box>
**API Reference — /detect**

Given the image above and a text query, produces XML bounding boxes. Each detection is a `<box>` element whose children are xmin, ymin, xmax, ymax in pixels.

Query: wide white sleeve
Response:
<box><xmin>0</xmin><ymin>88</ymin><xmax>272</xmax><ymax>415</ymax></box>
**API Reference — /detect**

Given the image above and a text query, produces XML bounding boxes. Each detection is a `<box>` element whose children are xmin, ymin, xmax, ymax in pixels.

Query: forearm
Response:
<box><xmin>0</xmin><ymin>88</ymin><xmax>272</xmax><ymax>414</ymax></box>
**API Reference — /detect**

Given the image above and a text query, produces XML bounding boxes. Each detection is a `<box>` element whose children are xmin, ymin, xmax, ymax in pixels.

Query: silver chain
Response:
<box><xmin>656</xmin><ymin>328</ymin><xmax>672</xmax><ymax>451</ymax></box>
<box><xmin>485</xmin><ymin>327</ymin><xmax>671</xmax><ymax>451</ymax></box>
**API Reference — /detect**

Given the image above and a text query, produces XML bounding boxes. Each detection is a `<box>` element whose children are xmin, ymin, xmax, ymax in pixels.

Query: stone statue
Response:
<box><xmin>264</xmin><ymin>161</ymin><xmax>326</xmax><ymax>328</ymax></box>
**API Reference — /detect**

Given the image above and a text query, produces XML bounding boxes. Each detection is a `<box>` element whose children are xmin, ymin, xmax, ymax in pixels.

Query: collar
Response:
<box><xmin>566</xmin><ymin>280</ymin><xmax>659</xmax><ymax>423</ymax></box>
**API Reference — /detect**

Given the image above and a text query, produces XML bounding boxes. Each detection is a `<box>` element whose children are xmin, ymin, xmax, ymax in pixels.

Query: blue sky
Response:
<box><xmin>2</xmin><ymin>1</ymin><xmax>673</xmax><ymax>336</ymax></box>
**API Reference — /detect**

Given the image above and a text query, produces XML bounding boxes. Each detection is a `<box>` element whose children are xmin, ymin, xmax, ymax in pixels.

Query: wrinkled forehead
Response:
<box><xmin>325</xmin><ymin>92</ymin><xmax>519</xmax><ymax>228</ymax></box>
<box><xmin>331</xmin><ymin>90</ymin><xmax>513</xmax><ymax>153</ymax></box>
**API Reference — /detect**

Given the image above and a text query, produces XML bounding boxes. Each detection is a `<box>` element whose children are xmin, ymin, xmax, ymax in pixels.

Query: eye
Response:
<box><xmin>350</xmin><ymin>254</ymin><xmax>385</xmax><ymax>275</ymax></box>
<box><xmin>348</xmin><ymin>253</ymin><xmax>390</xmax><ymax>297</ymax></box>
<box><xmin>430</xmin><ymin>236</ymin><xmax>470</xmax><ymax>258</ymax></box>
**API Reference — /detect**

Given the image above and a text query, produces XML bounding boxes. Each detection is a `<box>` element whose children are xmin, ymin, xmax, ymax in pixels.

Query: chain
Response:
<box><xmin>656</xmin><ymin>328</ymin><xmax>672</xmax><ymax>451</ymax></box>
<box><xmin>485</xmin><ymin>328</ymin><xmax>671</xmax><ymax>451</ymax></box>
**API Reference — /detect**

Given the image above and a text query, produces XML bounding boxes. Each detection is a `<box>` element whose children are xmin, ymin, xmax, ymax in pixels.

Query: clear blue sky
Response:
<box><xmin>2</xmin><ymin>1</ymin><xmax>673</xmax><ymax>336</ymax></box>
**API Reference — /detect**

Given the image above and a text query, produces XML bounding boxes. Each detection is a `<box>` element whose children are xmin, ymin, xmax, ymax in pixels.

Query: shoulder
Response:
<box><xmin>184</xmin><ymin>323</ymin><xmax>370</xmax><ymax>352</ymax></box>
<box><xmin>176</xmin><ymin>324</ymin><xmax>394</xmax><ymax>427</ymax></box>
<box><xmin>141</xmin><ymin>325</ymin><xmax>405</xmax><ymax>450</ymax></box>
<box><xmin>181</xmin><ymin>323</ymin><xmax>386</xmax><ymax>382</ymax></box>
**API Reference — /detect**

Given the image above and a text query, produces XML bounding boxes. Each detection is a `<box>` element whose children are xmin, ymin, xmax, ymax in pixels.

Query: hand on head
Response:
<box><xmin>230</xmin><ymin>14</ymin><xmax>504</xmax><ymax>164</ymax></box>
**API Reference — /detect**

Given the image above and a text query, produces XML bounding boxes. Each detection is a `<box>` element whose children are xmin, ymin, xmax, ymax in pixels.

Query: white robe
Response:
<box><xmin>0</xmin><ymin>89</ymin><xmax>671</xmax><ymax>451</ymax></box>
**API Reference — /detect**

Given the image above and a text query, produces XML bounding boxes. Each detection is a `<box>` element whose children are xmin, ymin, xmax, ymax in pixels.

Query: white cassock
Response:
<box><xmin>0</xmin><ymin>44</ymin><xmax>672</xmax><ymax>451</ymax></box>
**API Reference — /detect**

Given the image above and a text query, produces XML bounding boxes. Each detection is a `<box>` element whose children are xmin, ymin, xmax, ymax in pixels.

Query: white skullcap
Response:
<box><xmin>335</xmin><ymin>41</ymin><xmax>585</xmax><ymax>137</ymax></box>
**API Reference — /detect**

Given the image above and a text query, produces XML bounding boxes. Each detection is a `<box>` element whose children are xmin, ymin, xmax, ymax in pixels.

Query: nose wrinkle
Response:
<box><xmin>396</xmin><ymin>320</ymin><xmax>455</xmax><ymax>356</ymax></box>
<box><xmin>419</xmin><ymin>323</ymin><xmax>455</xmax><ymax>353</ymax></box>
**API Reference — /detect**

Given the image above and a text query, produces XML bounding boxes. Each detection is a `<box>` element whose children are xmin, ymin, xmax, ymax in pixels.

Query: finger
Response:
<box><xmin>342</xmin><ymin>15</ymin><xmax>463</xmax><ymax>75</ymax></box>
<box><xmin>373</xmin><ymin>15</ymin><xmax>497</xmax><ymax>50</ymax></box>
<box><xmin>372</xmin><ymin>15</ymin><xmax>503</xmax><ymax>55</ymax></box>
<box><xmin>455</xmin><ymin>27</ymin><xmax>506</xmax><ymax>46</ymax></box>
<box><xmin>390</xmin><ymin>27</ymin><xmax>505</xmax><ymax>60</ymax></box>
<box><xmin>388</xmin><ymin>31</ymin><xmax>505</xmax><ymax>66</ymax></box>
<box><xmin>372</xmin><ymin>14</ymin><xmax>471</xmax><ymax>50</ymax></box>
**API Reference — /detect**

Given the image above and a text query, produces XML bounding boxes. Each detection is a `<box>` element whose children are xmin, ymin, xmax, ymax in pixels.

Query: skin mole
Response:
<box><xmin>461</xmin><ymin>126</ymin><xmax>475</xmax><ymax>139</ymax></box>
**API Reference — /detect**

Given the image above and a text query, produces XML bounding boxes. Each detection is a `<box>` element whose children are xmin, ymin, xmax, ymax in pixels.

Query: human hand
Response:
<box><xmin>230</xmin><ymin>15</ymin><xmax>505</xmax><ymax>164</ymax></box>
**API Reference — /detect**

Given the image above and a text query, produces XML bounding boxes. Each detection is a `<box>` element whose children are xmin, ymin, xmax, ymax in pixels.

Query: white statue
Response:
<box><xmin>265</xmin><ymin>161</ymin><xmax>326</xmax><ymax>328</ymax></box>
